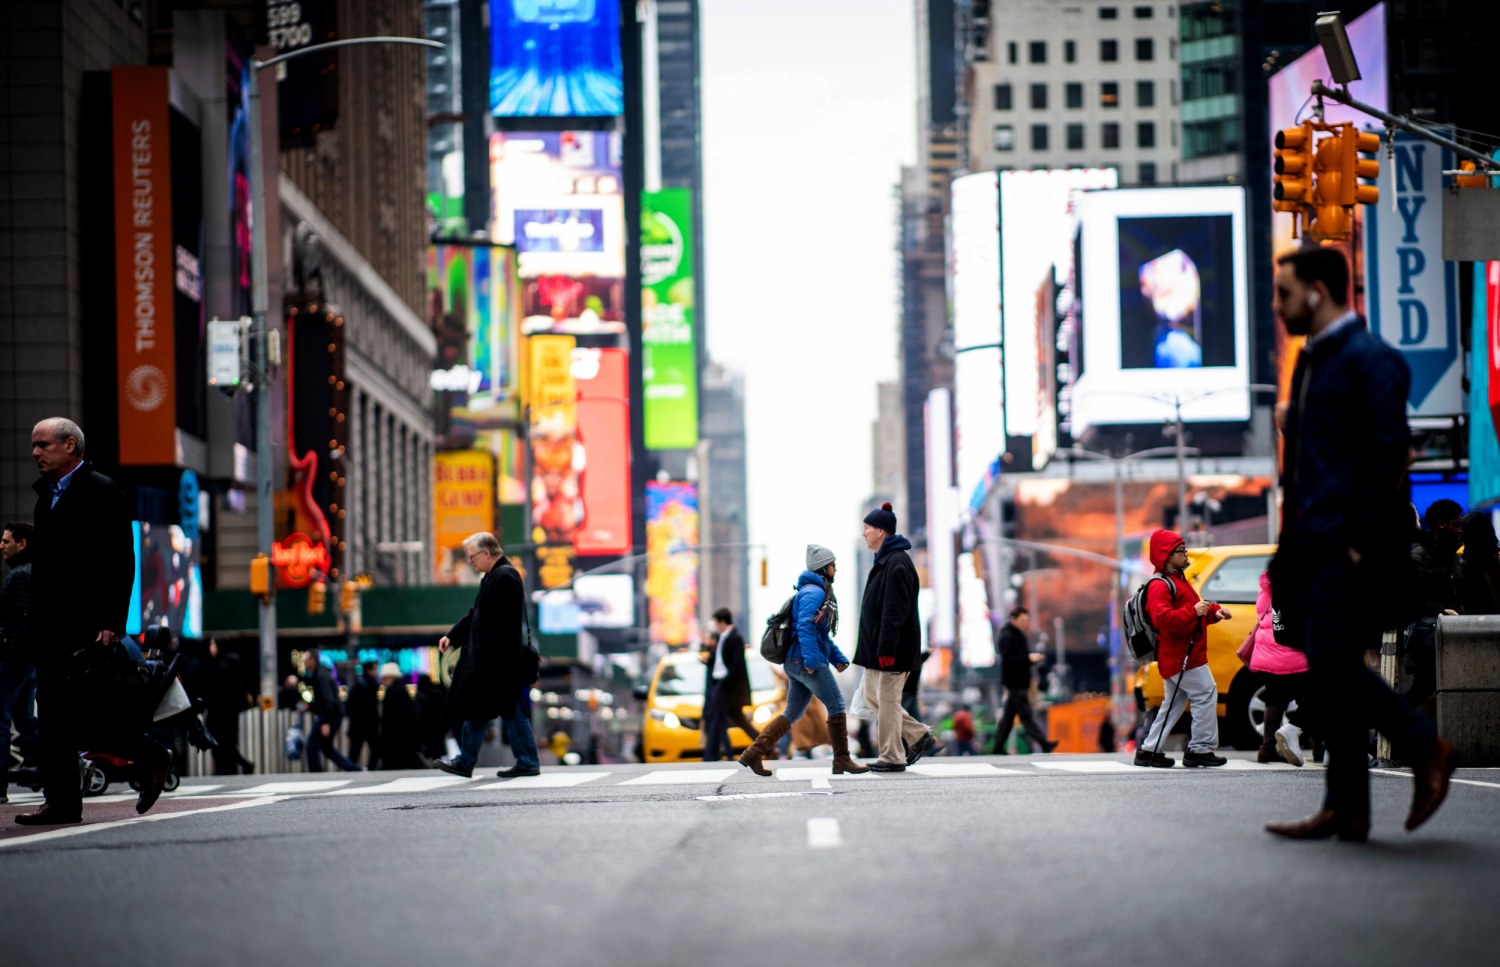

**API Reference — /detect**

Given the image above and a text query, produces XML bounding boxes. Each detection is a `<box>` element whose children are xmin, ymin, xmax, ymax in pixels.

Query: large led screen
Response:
<box><xmin>427</xmin><ymin>244</ymin><xmax>521</xmax><ymax>446</ymax></box>
<box><xmin>1071</xmin><ymin>186</ymin><xmax>1250</xmax><ymax>433</ymax></box>
<box><xmin>642</xmin><ymin>187</ymin><xmax>699</xmax><ymax>450</ymax></box>
<box><xmin>489</xmin><ymin>0</ymin><xmax>623</xmax><ymax>119</ymax></box>
<box><xmin>645</xmin><ymin>481</ymin><xmax>698</xmax><ymax>647</ymax></box>
<box><xmin>949</xmin><ymin>172</ymin><xmax>1004</xmax><ymax>500</ymax></box>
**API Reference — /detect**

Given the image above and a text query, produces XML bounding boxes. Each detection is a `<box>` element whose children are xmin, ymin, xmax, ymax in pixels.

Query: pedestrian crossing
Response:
<box><xmin>2</xmin><ymin>756</ymin><xmax>1314</xmax><ymax>808</ymax></box>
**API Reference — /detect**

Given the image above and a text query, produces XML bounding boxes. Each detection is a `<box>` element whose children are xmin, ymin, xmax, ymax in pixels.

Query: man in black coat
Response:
<box><xmin>853</xmin><ymin>502</ymin><xmax>935</xmax><ymax>772</ymax></box>
<box><xmin>991</xmin><ymin>607</ymin><xmax>1058</xmax><ymax>754</ymax></box>
<box><xmin>700</xmin><ymin>607</ymin><xmax>759</xmax><ymax>761</ymax></box>
<box><xmin>2</xmin><ymin>521</ymin><xmax>40</xmax><ymax>803</ymax></box>
<box><xmin>377</xmin><ymin>662</ymin><xmax>419</xmax><ymax>770</ymax></box>
<box><xmin>16</xmin><ymin>418</ymin><xmax>169</xmax><ymax>824</ymax></box>
<box><xmin>304</xmin><ymin>649</ymin><xmax>360</xmax><ymax>772</ymax></box>
<box><xmin>435</xmin><ymin>532</ymin><xmax>539</xmax><ymax>778</ymax></box>
<box><xmin>345</xmin><ymin>661</ymin><xmax>381</xmax><ymax>767</ymax></box>
<box><xmin>1265</xmin><ymin>248</ymin><xmax>1454</xmax><ymax>842</ymax></box>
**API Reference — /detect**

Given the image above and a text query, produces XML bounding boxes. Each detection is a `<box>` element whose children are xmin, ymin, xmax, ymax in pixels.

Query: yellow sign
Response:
<box><xmin>529</xmin><ymin>334</ymin><xmax>577</xmax><ymax>417</ymax></box>
<box><xmin>538</xmin><ymin>545</ymin><xmax>575</xmax><ymax>590</ymax></box>
<box><xmin>434</xmin><ymin>450</ymin><xmax>495</xmax><ymax>580</ymax></box>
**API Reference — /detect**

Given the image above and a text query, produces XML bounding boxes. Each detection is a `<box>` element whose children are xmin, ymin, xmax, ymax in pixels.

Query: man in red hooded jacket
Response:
<box><xmin>1134</xmin><ymin>529</ymin><xmax>1231</xmax><ymax>768</ymax></box>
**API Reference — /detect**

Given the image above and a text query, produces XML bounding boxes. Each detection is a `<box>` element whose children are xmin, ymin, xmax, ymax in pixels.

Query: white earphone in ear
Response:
<box><xmin>1308</xmin><ymin>291</ymin><xmax>1321</xmax><ymax>309</ymax></box>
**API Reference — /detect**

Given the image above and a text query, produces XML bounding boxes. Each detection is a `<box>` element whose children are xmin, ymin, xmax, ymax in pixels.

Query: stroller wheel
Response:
<box><xmin>163</xmin><ymin>772</ymin><xmax>180</xmax><ymax>792</ymax></box>
<box><xmin>84</xmin><ymin>764</ymin><xmax>109</xmax><ymax>796</ymax></box>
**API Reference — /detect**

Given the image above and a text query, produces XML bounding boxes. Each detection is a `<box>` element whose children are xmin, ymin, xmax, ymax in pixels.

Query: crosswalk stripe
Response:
<box><xmin>237</xmin><ymin>780</ymin><xmax>354</xmax><ymax>795</ymax></box>
<box><xmin>620</xmin><ymin>768</ymin><xmax>737</xmax><ymax>786</ymax></box>
<box><xmin>910</xmin><ymin>763</ymin><xmax>1025</xmax><ymax>777</ymax></box>
<box><xmin>1033</xmin><ymin>760</ymin><xmax>1139</xmax><ymax>773</ymax></box>
<box><xmin>328</xmin><ymin>777</ymin><xmax>473</xmax><ymax>796</ymax></box>
<box><xmin>472</xmin><ymin>772</ymin><xmax>611</xmax><ymax>790</ymax></box>
<box><xmin>807</xmin><ymin>817</ymin><xmax>842</xmax><ymax>848</ymax></box>
<box><xmin>774</xmin><ymin>766</ymin><xmax>879</xmax><ymax>782</ymax></box>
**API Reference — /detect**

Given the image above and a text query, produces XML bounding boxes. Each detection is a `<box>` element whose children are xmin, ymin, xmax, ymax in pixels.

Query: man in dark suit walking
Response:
<box><xmin>992</xmin><ymin>607</ymin><xmax>1058</xmax><ymax>754</ymax></box>
<box><xmin>435</xmin><ymin>532</ymin><xmax>539</xmax><ymax>779</ymax></box>
<box><xmin>16</xmin><ymin>418</ymin><xmax>169</xmax><ymax>825</ymax></box>
<box><xmin>700</xmin><ymin>607</ymin><xmax>758</xmax><ymax>761</ymax></box>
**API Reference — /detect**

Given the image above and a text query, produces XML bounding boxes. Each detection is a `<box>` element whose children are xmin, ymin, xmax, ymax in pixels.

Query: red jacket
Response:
<box><xmin>1146</xmin><ymin>530</ymin><xmax>1224</xmax><ymax>678</ymax></box>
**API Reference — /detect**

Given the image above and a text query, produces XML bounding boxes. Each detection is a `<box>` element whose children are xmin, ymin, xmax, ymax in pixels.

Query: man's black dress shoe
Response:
<box><xmin>868</xmin><ymin>761</ymin><xmax>906</xmax><ymax>772</ymax></box>
<box><xmin>496</xmin><ymin>765</ymin><xmax>541</xmax><ymax>778</ymax></box>
<box><xmin>14</xmin><ymin>804</ymin><xmax>83</xmax><ymax>826</ymax></box>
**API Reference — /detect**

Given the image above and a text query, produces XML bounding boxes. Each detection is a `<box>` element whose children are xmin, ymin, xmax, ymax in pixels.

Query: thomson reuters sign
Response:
<box><xmin>111</xmin><ymin>67</ymin><xmax>176</xmax><ymax>465</ymax></box>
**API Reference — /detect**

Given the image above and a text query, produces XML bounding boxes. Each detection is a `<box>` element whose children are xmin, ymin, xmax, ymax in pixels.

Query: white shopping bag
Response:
<box><xmin>847</xmin><ymin>667</ymin><xmax>873</xmax><ymax>721</ymax></box>
<box><xmin>152</xmin><ymin>678</ymin><xmax>193</xmax><ymax>722</ymax></box>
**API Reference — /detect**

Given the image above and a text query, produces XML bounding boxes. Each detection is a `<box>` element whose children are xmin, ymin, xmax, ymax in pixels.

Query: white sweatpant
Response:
<box><xmin>1142</xmin><ymin>663</ymin><xmax>1219</xmax><ymax>754</ymax></box>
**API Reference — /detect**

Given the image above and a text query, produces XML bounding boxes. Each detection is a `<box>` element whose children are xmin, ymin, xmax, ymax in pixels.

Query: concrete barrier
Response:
<box><xmin>1436</xmin><ymin>614</ymin><xmax>1500</xmax><ymax>766</ymax></box>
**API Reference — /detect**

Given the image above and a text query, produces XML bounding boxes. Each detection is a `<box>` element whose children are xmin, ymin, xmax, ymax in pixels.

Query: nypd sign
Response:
<box><xmin>1365</xmin><ymin>129</ymin><xmax>1462</xmax><ymax>417</ymax></box>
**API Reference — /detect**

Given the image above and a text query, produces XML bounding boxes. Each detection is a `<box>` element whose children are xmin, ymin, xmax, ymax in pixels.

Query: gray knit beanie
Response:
<box><xmin>805</xmin><ymin>544</ymin><xmax>836</xmax><ymax>571</ymax></box>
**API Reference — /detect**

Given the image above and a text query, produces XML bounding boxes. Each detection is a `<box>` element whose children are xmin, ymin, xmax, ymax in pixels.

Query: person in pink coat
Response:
<box><xmin>1241</xmin><ymin>570</ymin><xmax>1313</xmax><ymax>765</ymax></box>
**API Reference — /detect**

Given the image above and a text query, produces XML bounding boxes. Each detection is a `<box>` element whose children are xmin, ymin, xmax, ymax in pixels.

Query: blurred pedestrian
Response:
<box><xmin>1266</xmin><ymin>246</ymin><xmax>1454</xmax><ymax>841</ymax></box>
<box><xmin>951</xmin><ymin>705</ymin><xmax>976</xmax><ymax>755</ymax></box>
<box><xmin>203</xmin><ymin>640</ymin><xmax>254</xmax><ymax>775</ymax></box>
<box><xmin>992</xmin><ymin>607</ymin><xmax>1058</xmax><ymax>755</ymax></box>
<box><xmin>277</xmin><ymin>674</ymin><xmax>303</xmax><ymax>711</ymax></box>
<box><xmin>377</xmin><ymin>663</ymin><xmax>419</xmax><ymax>770</ymax></box>
<box><xmin>304</xmin><ymin>649</ymin><xmax>361</xmax><ymax>772</ymax></box>
<box><xmin>16</xmin><ymin>418</ymin><xmax>169</xmax><ymax>825</ymax></box>
<box><xmin>1135</xmin><ymin>530</ymin><xmax>1231</xmax><ymax>768</ymax></box>
<box><xmin>346</xmin><ymin>661</ymin><xmax>381</xmax><ymax>768</ymax></box>
<box><xmin>738</xmin><ymin>545</ymin><xmax>866</xmax><ymax>775</ymax></box>
<box><xmin>1</xmin><ymin>522</ymin><xmax>39</xmax><ymax>804</ymax></box>
<box><xmin>853</xmin><ymin>503</ymin><xmax>936</xmax><ymax>772</ymax></box>
<box><xmin>1459</xmin><ymin>510</ymin><xmax>1500</xmax><ymax>616</ymax></box>
<box><xmin>435</xmin><ymin>533</ymin><xmax>540</xmax><ymax>779</ymax></box>
<box><xmin>413</xmin><ymin>674</ymin><xmax>448</xmax><ymax>765</ymax></box>
<box><xmin>1240</xmin><ymin>571</ymin><xmax>1311</xmax><ymax>766</ymax></box>
<box><xmin>700</xmin><ymin>607</ymin><xmax>758</xmax><ymax>761</ymax></box>
<box><xmin>1406</xmin><ymin>499</ymin><xmax>1464</xmax><ymax>711</ymax></box>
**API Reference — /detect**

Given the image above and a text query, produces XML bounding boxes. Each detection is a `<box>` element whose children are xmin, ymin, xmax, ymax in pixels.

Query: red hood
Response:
<box><xmin>1148</xmin><ymin>529</ymin><xmax>1185</xmax><ymax>572</ymax></box>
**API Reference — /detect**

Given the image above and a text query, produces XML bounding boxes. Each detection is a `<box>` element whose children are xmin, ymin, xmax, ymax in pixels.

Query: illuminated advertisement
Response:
<box><xmin>1472</xmin><ymin>263</ymin><xmax>1500</xmax><ymax>508</ymax></box>
<box><xmin>956</xmin><ymin>552</ymin><xmax>995</xmax><ymax>668</ymax></box>
<box><xmin>127</xmin><ymin>520</ymin><xmax>204</xmax><ymax>640</ymax></box>
<box><xmin>427</xmin><ymin>243</ymin><xmax>521</xmax><ymax>444</ymax></box>
<box><xmin>645</xmin><ymin>481</ymin><xmax>698</xmax><ymax>647</ymax></box>
<box><xmin>489</xmin><ymin>0</ymin><xmax>623</xmax><ymax>119</ymax></box>
<box><xmin>537</xmin><ymin>573</ymin><xmax>634</xmax><ymax>636</ymax></box>
<box><xmin>998</xmin><ymin>168</ymin><xmax>1118</xmax><ymax>438</ymax></box>
<box><xmin>279</xmin><ymin>304</ymin><xmax>346</xmax><ymax>586</ymax></box>
<box><xmin>949</xmin><ymin>172</ymin><xmax>1004</xmax><ymax>500</ymax></box>
<box><xmin>434</xmin><ymin>451</ymin><xmax>496</xmax><ymax>580</ymax></box>
<box><xmin>642</xmin><ymin>188</ymin><xmax>699</xmax><ymax>450</ymax></box>
<box><xmin>1071</xmin><ymin>187</ymin><xmax>1251</xmax><ymax>433</ymax></box>
<box><xmin>529</xmin><ymin>334</ymin><xmax>581</xmax><ymax>545</ymax></box>
<box><xmin>573</xmin><ymin>347</ymin><xmax>632</xmax><ymax>555</ymax></box>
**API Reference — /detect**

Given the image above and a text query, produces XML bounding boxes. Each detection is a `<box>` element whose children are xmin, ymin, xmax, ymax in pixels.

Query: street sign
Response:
<box><xmin>1365</xmin><ymin>130</ymin><xmax>1462</xmax><ymax>417</ymax></box>
<box><xmin>207</xmin><ymin>316</ymin><xmax>249</xmax><ymax>391</ymax></box>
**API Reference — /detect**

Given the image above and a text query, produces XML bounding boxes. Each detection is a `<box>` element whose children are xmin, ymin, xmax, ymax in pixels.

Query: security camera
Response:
<box><xmin>1314</xmin><ymin>12</ymin><xmax>1361</xmax><ymax>86</ymax></box>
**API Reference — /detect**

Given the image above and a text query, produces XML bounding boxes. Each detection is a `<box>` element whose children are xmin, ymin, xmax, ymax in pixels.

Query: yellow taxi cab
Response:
<box><xmin>634</xmin><ymin>648</ymin><xmax>782</xmax><ymax>762</ymax></box>
<box><xmin>1136</xmin><ymin>543</ymin><xmax>1276</xmax><ymax>750</ymax></box>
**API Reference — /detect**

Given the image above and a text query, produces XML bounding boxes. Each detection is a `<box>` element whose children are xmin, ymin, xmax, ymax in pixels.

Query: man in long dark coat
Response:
<box><xmin>435</xmin><ymin>532</ymin><xmax>539</xmax><ymax>778</ymax></box>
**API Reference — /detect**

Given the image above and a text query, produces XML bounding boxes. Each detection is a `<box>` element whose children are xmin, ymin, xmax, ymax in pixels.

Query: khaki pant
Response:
<box><xmin>862</xmin><ymin>668</ymin><xmax>929</xmax><ymax>764</ymax></box>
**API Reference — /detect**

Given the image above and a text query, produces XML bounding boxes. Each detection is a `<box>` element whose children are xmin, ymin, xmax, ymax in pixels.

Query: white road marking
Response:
<box><xmin>1219</xmin><ymin>759</ymin><xmax>1298</xmax><ymax>771</ymax></box>
<box><xmin>697</xmin><ymin>790</ymin><xmax>834</xmax><ymax>801</ymax></box>
<box><xmin>910</xmin><ymin>763</ymin><xmax>1024</xmax><ymax>777</ymax></box>
<box><xmin>619</xmin><ymin>769</ymin><xmax>737</xmax><ymax>786</ymax></box>
<box><xmin>237</xmin><ymin>780</ymin><xmax>354</xmax><ymax>795</ymax></box>
<box><xmin>1032</xmin><ymin>760</ymin><xmax>1139</xmax><ymax>773</ymax></box>
<box><xmin>811</xmin><ymin>776</ymin><xmax>831</xmax><ymax>790</ymax></box>
<box><xmin>328</xmin><ymin>776</ymin><xmax>473</xmax><ymax>796</ymax></box>
<box><xmin>473</xmin><ymin>772</ymin><xmax>611</xmax><ymax>790</ymax></box>
<box><xmin>806</xmin><ymin>817</ymin><xmax>842</xmax><ymax>848</ymax></box>
<box><xmin>774</xmin><ymin>766</ymin><xmax>879</xmax><ymax>782</ymax></box>
<box><xmin>0</xmin><ymin>796</ymin><xmax>288</xmax><ymax>849</ymax></box>
<box><xmin>1372</xmin><ymin>768</ymin><xmax>1500</xmax><ymax>791</ymax></box>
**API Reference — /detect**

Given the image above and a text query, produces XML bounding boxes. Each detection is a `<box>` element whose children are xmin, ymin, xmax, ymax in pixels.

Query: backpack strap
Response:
<box><xmin>499</xmin><ymin>563</ymin><xmax>533</xmax><ymax>648</ymax></box>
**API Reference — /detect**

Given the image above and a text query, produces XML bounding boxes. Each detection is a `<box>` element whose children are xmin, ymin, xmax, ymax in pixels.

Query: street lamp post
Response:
<box><xmin>246</xmin><ymin>36</ymin><xmax>444</xmax><ymax>704</ymax></box>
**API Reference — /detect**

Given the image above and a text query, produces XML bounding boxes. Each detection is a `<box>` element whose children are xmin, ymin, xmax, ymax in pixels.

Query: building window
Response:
<box><xmin>1101</xmin><ymin>81</ymin><xmax>1120</xmax><ymax>107</ymax></box>
<box><xmin>1136</xmin><ymin>37</ymin><xmax>1155</xmax><ymax>61</ymax></box>
<box><xmin>1065</xmin><ymin>40</ymin><xmax>1077</xmax><ymax>63</ymax></box>
<box><xmin>1101</xmin><ymin>39</ymin><xmax>1119</xmax><ymax>62</ymax></box>
<box><xmin>994</xmin><ymin>124</ymin><xmax>1015</xmax><ymax>152</ymax></box>
<box><xmin>1008</xmin><ymin>41</ymin><xmax>1018</xmax><ymax>64</ymax></box>
<box><xmin>994</xmin><ymin>84</ymin><xmax>1013</xmax><ymax>111</ymax></box>
<box><xmin>1066</xmin><ymin>82</ymin><xmax>1084</xmax><ymax>109</ymax></box>
<box><xmin>1136</xmin><ymin>80</ymin><xmax>1155</xmax><ymax>108</ymax></box>
<box><xmin>1030</xmin><ymin>83</ymin><xmax>1048</xmax><ymax>110</ymax></box>
<box><xmin>1067</xmin><ymin>123</ymin><xmax>1085</xmax><ymax>150</ymax></box>
<box><xmin>1139</xmin><ymin>161</ymin><xmax>1158</xmax><ymax>184</ymax></box>
<box><xmin>1100</xmin><ymin>6</ymin><xmax>1119</xmax><ymax>18</ymax></box>
<box><xmin>1137</xmin><ymin>121</ymin><xmax>1157</xmax><ymax>148</ymax></box>
<box><xmin>1102</xmin><ymin>122</ymin><xmax>1121</xmax><ymax>149</ymax></box>
<box><xmin>1134</xmin><ymin>5</ymin><xmax>1154</xmax><ymax>17</ymax></box>
<box><xmin>1031</xmin><ymin>124</ymin><xmax>1050</xmax><ymax>151</ymax></box>
<box><xmin>1029</xmin><ymin>40</ymin><xmax>1047</xmax><ymax>64</ymax></box>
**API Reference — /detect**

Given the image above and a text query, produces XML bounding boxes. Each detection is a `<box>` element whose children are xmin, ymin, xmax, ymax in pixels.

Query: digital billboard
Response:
<box><xmin>489</xmin><ymin>0</ymin><xmax>623</xmax><ymax>119</ymax></box>
<box><xmin>427</xmin><ymin>243</ymin><xmax>521</xmax><ymax>446</ymax></box>
<box><xmin>127</xmin><ymin>521</ymin><xmax>203</xmax><ymax>641</ymax></box>
<box><xmin>434</xmin><ymin>450</ymin><xmax>496</xmax><ymax>581</ymax></box>
<box><xmin>645</xmin><ymin>481</ymin><xmax>698</xmax><ymax>647</ymax></box>
<box><xmin>998</xmin><ymin>168</ymin><xmax>1118</xmax><ymax>439</ymax></box>
<box><xmin>1471</xmin><ymin>262</ymin><xmax>1500</xmax><ymax>509</ymax></box>
<box><xmin>573</xmin><ymin>347</ymin><xmax>632</xmax><ymax>556</ymax></box>
<box><xmin>642</xmin><ymin>187</ymin><xmax>699</xmax><ymax>450</ymax></box>
<box><xmin>949</xmin><ymin>172</ymin><xmax>1004</xmax><ymax>500</ymax></box>
<box><xmin>1071</xmin><ymin>187</ymin><xmax>1251</xmax><ymax>433</ymax></box>
<box><xmin>529</xmin><ymin>334</ymin><xmax>581</xmax><ymax>546</ymax></box>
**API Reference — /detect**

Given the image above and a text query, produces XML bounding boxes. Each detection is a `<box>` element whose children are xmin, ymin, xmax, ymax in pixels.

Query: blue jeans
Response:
<box><xmin>782</xmin><ymin>662</ymin><xmax>845</xmax><ymax>722</ymax></box>
<box><xmin>456</xmin><ymin>697</ymin><xmax>538</xmax><ymax>770</ymax></box>
<box><xmin>307</xmin><ymin>714</ymin><xmax>360</xmax><ymax>772</ymax></box>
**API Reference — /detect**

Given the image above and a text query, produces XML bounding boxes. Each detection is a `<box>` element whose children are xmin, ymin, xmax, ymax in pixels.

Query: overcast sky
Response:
<box><xmin>700</xmin><ymin>0</ymin><xmax>918</xmax><ymax>633</ymax></box>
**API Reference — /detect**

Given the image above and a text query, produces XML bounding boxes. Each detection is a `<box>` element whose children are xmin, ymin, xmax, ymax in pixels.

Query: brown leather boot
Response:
<box><xmin>827</xmin><ymin>713</ymin><xmax>870</xmax><ymax>774</ymax></box>
<box><xmin>1258</xmin><ymin>704</ymin><xmax>1284</xmax><ymax>763</ymax></box>
<box><xmin>738</xmin><ymin>715</ymin><xmax>791</xmax><ymax>776</ymax></box>
<box><xmin>1406</xmin><ymin>737</ymin><xmax>1457</xmax><ymax>831</ymax></box>
<box><xmin>1265</xmin><ymin>809</ymin><xmax>1370</xmax><ymax>842</ymax></box>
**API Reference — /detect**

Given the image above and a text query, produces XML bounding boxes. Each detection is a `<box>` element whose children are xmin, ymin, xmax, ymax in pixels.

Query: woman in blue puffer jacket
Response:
<box><xmin>738</xmin><ymin>544</ymin><xmax>868</xmax><ymax>776</ymax></box>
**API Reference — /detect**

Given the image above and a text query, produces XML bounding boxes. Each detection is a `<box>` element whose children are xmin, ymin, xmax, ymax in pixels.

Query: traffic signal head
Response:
<box><xmin>307</xmin><ymin>580</ymin><xmax>327</xmax><ymax>615</ymax></box>
<box><xmin>1309</xmin><ymin>131</ymin><xmax>1351</xmax><ymax>241</ymax></box>
<box><xmin>1273</xmin><ymin>124</ymin><xmax>1313</xmax><ymax>211</ymax></box>
<box><xmin>339</xmin><ymin>581</ymin><xmax>357</xmax><ymax>614</ymax></box>
<box><xmin>1347</xmin><ymin>129</ymin><xmax>1380</xmax><ymax>205</ymax></box>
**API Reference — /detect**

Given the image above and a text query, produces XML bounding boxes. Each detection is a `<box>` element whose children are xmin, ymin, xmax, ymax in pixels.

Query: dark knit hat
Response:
<box><xmin>863</xmin><ymin>501</ymin><xmax>897</xmax><ymax>534</ymax></box>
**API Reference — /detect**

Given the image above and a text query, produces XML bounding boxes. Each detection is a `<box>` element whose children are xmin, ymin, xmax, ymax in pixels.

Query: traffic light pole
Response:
<box><xmin>1310</xmin><ymin>80</ymin><xmax>1499</xmax><ymax>173</ymax></box>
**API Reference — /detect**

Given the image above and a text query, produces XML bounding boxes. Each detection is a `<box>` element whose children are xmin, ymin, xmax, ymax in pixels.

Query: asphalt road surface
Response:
<box><xmin>3</xmin><ymin>753</ymin><xmax>1497</xmax><ymax>967</ymax></box>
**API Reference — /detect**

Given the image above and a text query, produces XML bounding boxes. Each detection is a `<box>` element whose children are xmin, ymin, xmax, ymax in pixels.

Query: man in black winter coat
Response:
<box><xmin>16</xmin><ymin>418</ymin><xmax>169</xmax><ymax>825</ymax></box>
<box><xmin>304</xmin><ymin>649</ymin><xmax>360</xmax><ymax>772</ymax></box>
<box><xmin>1</xmin><ymin>522</ymin><xmax>39</xmax><ymax>803</ymax></box>
<box><xmin>991</xmin><ymin>607</ymin><xmax>1058</xmax><ymax>754</ymax></box>
<box><xmin>853</xmin><ymin>502</ymin><xmax>935</xmax><ymax>772</ymax></box>
<box><xmin>700</xmin><ymin>607</ymin><xmax>759</xmax><ymax>761</ymax></box>
<box><xmin>345</xmin><ymin>661</ymin><xmax>381</xmax><ymax>767</ymax></box>
<box><xmin>435</xmin><ymin>532</ymin><xmax>540</xmax><ymax>779</ymax></box>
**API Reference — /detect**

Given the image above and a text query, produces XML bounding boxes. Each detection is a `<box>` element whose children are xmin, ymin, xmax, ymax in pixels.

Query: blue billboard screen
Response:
<box><xmin>489</xmin><ymin>1</ymin><xmax>624</xmax><ymax>119</ymax></box>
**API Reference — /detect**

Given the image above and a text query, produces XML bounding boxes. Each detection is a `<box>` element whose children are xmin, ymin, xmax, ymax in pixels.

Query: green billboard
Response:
<box><xmin>641</xmin><ymin>188</ymin><xmax>699</xmax><ymax>450</ymax></box>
